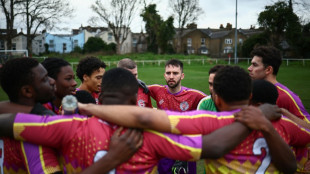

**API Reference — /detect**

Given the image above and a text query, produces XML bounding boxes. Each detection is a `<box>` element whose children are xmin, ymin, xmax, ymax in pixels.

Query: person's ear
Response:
<box><xmin>265</xmin><ymin>65</ymin><xmax>273</xmax><ymax>75</ymax></box>
<box><xmin>181</xmin><ymin>72</ymin><xmax>185</xmax><ymax>80</ymax></box>
<box><xmin>21</xmin><ymin>85</ymin><xmax>34</xmax><ymax>98</ymax></box>
<box><xmin>83</xmin><ymin>74</ymin><xmax>89</xmax><ymax>82</ymax></box>
<box><xmin>213</xmin><ymin>94</ymin><xmax>221</xmax><ymax>108</ymax></box>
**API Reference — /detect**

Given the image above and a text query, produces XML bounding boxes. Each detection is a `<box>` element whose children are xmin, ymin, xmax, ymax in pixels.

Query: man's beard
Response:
<box><xmin>166</xmin><ymin>79</ymin><xmax>181</xmax><ymax>89</ymax></box>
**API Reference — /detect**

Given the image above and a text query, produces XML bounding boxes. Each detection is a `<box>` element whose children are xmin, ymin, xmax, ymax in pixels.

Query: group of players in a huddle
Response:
<box><xmin>0</xmin><ymin>45</ymin><xmax>309</xmax><ymax>174</ymax></box>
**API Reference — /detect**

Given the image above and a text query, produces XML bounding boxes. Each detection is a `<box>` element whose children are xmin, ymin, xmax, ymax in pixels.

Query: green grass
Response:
<box><xmin>1</xmin><ymin>61</ymin><xmax>310</xmax><ymax>110</ymax></box>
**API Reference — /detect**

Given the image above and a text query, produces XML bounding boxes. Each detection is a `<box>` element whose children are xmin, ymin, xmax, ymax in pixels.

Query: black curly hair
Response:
<box><xmin>213</xmin><ymin>66</ymin><xmax>252</xmax><ymax>103</ymax></box>
<box><xmin>76</xmin><ymin>57</ymin><xmax>107</xmax><ymax>82</ymax></box>
<box><xmin>251</xmin><ymin>79</ymin><xmax>278</xmax><ymax>105</ymax></box>
<box><xmin>41</xmin><ymin>57</ymin><xmax>71</xmax><ymax>80</ymax></box>
<box><xmin>250</xmin><ymin>46</ymin><xmax>282</xmax><ymax>75</ymax></box>
<box><xmin>0</xmin><ymin>58</ymin><xmax>39</xmax><ymax>102</ymax></box>
<box><xmin>100</xmin><ymin>68</ymin><xmax>138</xmax><ymax>104</ymax></box>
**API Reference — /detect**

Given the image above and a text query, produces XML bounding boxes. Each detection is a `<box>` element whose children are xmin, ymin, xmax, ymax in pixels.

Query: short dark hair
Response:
<box><xmin>165</xmin><ymin>59</ymin><xmax>183</xmax><ymax>72</ymax></box>
<box><xmin>76</xmin><ymin>57</ymin><xmax>107</xmax><ymax>82</ymax></box>
<box><xmin>251</xmin><ymin>79</ymin><xmax>278</xmax><ymax>105</ymax></box>
<box><xmin>208</xmin><ymin>65</ymin><xmax>225</xmax><ymax>75</ymax></box>
<box><xmin>213</xmin><ymin>66</ymin><xmax>252</xmax><ymax>103</ymax></box>
<box><xmin>100</xmin><ymin>68</ymin><xmax>138</xmax><ymax>103</ymax></box>
<box><xmin>117</xmin><ymin>58</ymin><xmax>137</xmax><ymax>69</ymax></box>
<box><xmin>41</xmin><ymin>58</ymin><xmax>71</xmax><ymax>80</ymax></box>
<box><xmin>74</xmin><ymin>90</ymin><xmax>96</xmax><ymax>104</ymax></box>
<box><xmin>250</xmin><ymin>46</ymin><xmax>282</xmax><ymax>75</ymax></box>
<box><xmin>0</xmin><ymin>58</ymin><xmax>39</xmax><ymax>102</ymax></box>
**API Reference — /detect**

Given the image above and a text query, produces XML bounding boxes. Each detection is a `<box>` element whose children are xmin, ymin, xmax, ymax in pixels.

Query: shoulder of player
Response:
<box><xmin>184</xmin><ymin>88</ymin><xmax>207</xmax><ymax>96</ymax></box>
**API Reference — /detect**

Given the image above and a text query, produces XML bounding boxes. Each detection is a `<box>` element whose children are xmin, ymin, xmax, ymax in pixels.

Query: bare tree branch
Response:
<box><xmin>91</xmin><ymin>0</ymin><xmax>139</xmax><ymax>54</ymax></box>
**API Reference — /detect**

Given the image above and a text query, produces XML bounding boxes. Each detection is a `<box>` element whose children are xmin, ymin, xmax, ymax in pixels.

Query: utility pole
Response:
<box><xmin>234</xmin><ymin>0</ymin><xmax>238</xmax><ymax>64</ymax></box>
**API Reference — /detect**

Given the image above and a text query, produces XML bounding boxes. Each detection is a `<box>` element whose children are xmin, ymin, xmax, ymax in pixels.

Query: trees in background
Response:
<box><xmin>141</xmin><ymin>4</ymin><xmax>175</xmax><ymax>54</ymax></box>
<box><xmin>0</xmin><ymin>0</ymin><xmax>20</xmax><ymax>50</ymax></box>
<box><xmin>16</xmin><ymin>0</ymin><xmax>73</xmax><ymax>55</ymax></box>
<box><xmin>249</xmin><ymin>1</ymin><xmax>308</xmax><ymax>57</ymax></box>
<box><xmin>169</xmin><ymin>0</ymin><xmax>203</xmax><ymax>53</ymax></box>
<box><xmin>91</xmin><ymin>0</ymin><xmax>138</xmax><ymax>54</ymax></box>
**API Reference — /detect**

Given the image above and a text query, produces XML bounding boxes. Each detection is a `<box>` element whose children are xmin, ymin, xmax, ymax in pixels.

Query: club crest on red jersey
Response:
<box><xmin>138</xmin><ymin>99</ymin><xmax>146</xmax><ymax>107</ymax></box>
<box><xmin>180</xmin><ymin>101</ymin><xmax>189</xmax><ymax>111</ymax></box>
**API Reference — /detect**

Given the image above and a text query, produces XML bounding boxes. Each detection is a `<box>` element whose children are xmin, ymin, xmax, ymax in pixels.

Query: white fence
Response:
<box><xmin>30</xmin><ymin>57</ymin><xmax>310</xmax><ymax>67</ymax></box>
<box><xmin>67</xmin><ymin>58</ymin><xmax>310</xmax><ymax>67</ymax></box>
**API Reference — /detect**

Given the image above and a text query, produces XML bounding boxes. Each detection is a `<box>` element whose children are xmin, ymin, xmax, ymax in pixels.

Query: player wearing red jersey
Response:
<box><xmin>248</xmin><ymin>46</ymin><xmax>310</xmax><ymax>124</ymax></box>
<box><xmin>0</xmin><ymin>58</ymin><xmax>61</xmax><ymax>174</ymax></box>
<box><xmin>149</xmin><ymin>59</ymin><xmax>206</xmax><ymax>112</ymax></box>
<box><xmin>76</xmin><ymin>57</ymin><xmax>106</xmax><ymax>104</ymax></box>
<box><xmin>0</xmin><ymin>68</ymin><xmax>260</xmax><ymax>173</ymax></box>
<box><xmin>0</xmin><ymin>59</ymin><xmax>142</xmax><ymax>174</ymax></box>
<box><xmin>117</xmin><ymin>58</ymin><xmax>152</xmax><ymax>108</ymax></box>
<box><xmin>41</xmin><ymin>58</ymin><xmax>77</xmax><ymax>114</ymax></box>
<box><xmin>77</xmin><ymin>66</ymin><xmax>299</xmax><ymax>173</ymax></box>
<box><xmin>148</xmin><ymin>59</ymin><xmax>206</xmax><ymax>174</ymax></box>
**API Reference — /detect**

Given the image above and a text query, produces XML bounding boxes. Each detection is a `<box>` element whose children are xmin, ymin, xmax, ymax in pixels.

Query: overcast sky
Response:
<box><xmin>0</xmin><ymin>0</ymin><xmax>273</xmax><ymax>34</ymax></box>
<box><xmin>52</xmin><ymin>0</ymin><xmax>274</xmax><ymax>34</ymax></box>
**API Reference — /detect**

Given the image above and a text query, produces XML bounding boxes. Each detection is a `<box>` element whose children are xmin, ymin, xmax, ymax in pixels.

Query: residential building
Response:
<box><xmin>175</xmin><ymin>23</ymin><xmax>264</xmax><ymax>57</ymax></box>
<box><xmin>131</xmin><ymin>31</ymin><xmax>147</xmax><ymax>53</ymax></box>
<box><xmin>45</xmin><ymin>31</ymin><xmax>84</xmax><ymax>53</ymax></box>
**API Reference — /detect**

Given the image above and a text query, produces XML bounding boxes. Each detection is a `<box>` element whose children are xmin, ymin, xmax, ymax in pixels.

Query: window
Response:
<box><xmin>239</xmin><ymin>38</ymin><xmax>243</xmax><ymax>44</ymax></box>
<box><xmin>0</xmin><ymin>40</ymin><xmax>4</xmax><ymax>50</ymax></box>
<box><xmin>187</xmin><ymin>38</ymin><xmax>192</xmax><ymax>47</ymax></box>
<box><xmin>225</xmin><ymin>39</ymin><xmax>232</xmax><ymax>44</ymax></box>
<box><xmin>49</xmin><ymin>40</ymin><xmax>54</xmax><ymax>48</ymax></box>
<box><xmin>201</xmin><ymin>38</ymin><xmax>206</xmax><ymax>46</ymax></box>
<box><xmin>39</xmin><ymin>40</ymin><xmax>42</xmax><ymax>48</ymax></box>
<box><xmin>132</xmin><ymin>38</ymin><xmax>137</xmax><ymax>47</ymax></box>
<box><xmin>74</xmin><ymin>40</ymin><xmax>78</xmax><ymax>48</ymax></box>
<box><xmin>63</xmin><ymin>43</ymin><xmax>67</xmax><ymax>51</ymax></box>
<box><xmin>223</xmin><ymin>46</ymin><xmax>233</xmax><ymax>53</ymax></box>
<box><xmin>108</xmin><ymin>33</ymin><xmax>113</xmax><ymax>41</ymax></box>
<box><xmin>12</xmin><ymin>43</ymin><xmax>16</xmax><ymax>50</ymax></box>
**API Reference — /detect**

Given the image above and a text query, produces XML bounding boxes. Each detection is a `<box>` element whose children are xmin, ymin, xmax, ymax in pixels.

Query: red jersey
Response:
<box><xmin>137</xmin><ymin>86</ymin><xmax>153</xmax><ymax>108</ymax></box>
<box><xmin>13</xmin><ymin>113</ymin><xmax>202</xmax><ymax>173</ymax></box>
<box><xmin>275</xmin><ymin>82</ymin><xmax>310</xmax><ymax>122</ymax></box>
<box><xmin>148</xmin><ymin>85</ymin><xmax>206</xmax><ymax>111</ymax></box>
<box><xmin>167</xmin><ymin>109</ymin><xmax>310</xmax><ymax>173</ymax></box>
<box><xmin>1</xmin><ymin>138</ymin><xmax>60</xmax><ymax>174</ymax></box>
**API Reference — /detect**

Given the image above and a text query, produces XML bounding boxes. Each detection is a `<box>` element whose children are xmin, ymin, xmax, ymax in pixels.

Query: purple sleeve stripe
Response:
<box><xmin>15</xmin><ymin>113</ymin><xmax>87</xmax><ymax>124</ymax></box>
<box><xmin>186</xmin><ymin>89</ymin><xmax>207</xmax><ymax>96</ymax></box>
<box><xmin>145</xmin><ymin>129</ymin><xmax>202</xmax><ymax>150</ymax></box>
<box><xmin>166</xmin><ymin>110</ymin><xmax>236</xmax><ymax>118</ymax></box>
<box><xmin>21</xmin><ymin>142</ymin><xmax>44</xmax><ymax>174</ymax></box>
<box><xmin>277</xmin><ymin>85</ymin><xmax>310</xmax><ymax>122</ymax></box>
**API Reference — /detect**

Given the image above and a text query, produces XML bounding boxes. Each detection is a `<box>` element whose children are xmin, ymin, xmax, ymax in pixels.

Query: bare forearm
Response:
<box><xmin>261</xmin><ymin>123</ymin><xmax>296</xmax><ymax>174</ymax></box>
<box><xmin>283</xmin><ymin>109</ymin><xmax>310</xmax><ymax>129</ymax></box>
<box><xmin>79</xmin><ymin>153</ymin><xmax>121</xmax><ymax>174</ymax></box>
<box><xmin>82</xmin><ymin>104</ymin><xmax>170</xmax><ymax>132</ymax></box>
<box><xmin>201</xmin><ymin>122</ymin><xmax>251</xmax><ymax>159</ymax></box>
<box><xmin>0</xmin><ymin>101</ymin><xmax>32</xmax><ymax>114</ymax></box>
<box><xmin>0</xmin><ymin>113</ymin><xmax>16</xmax><ymax>138</ymax></box>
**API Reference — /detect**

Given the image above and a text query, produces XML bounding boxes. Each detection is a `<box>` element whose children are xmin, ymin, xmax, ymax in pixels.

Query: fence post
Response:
<box><xmin>287</xmin><ymin>59</ymin><xmax>289</xmax><ymax>66</ymax></box>
<box><xmin>303</xmin><ymin>59</ymin><xmax>305</xmax><ymax>66</ymax></box>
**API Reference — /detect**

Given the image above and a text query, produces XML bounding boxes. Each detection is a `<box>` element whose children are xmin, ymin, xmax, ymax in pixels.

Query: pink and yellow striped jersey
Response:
<box><xmin>275</xmin><ymin>82</ymin><xmax>310</xmax><ymax>123</ymax></box>
<box><xmin>167</xmin><ymin>109</ymin><xmax>310</xmax><ymax>173</ymax></box>
<box><xmin>13</xmin><ymin>113</ymin><xmax>202</xmax><ymax>173</ymax></box>
<box><xmin>1</xmin><ymin>138</ymin><xmax>60</xmax><ymax>174</ymax></box>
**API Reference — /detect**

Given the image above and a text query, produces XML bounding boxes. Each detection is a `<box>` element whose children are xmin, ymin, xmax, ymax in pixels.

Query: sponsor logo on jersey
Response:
<box><xmin>180</xmin><ymin>101</ymin><xmax>189</xmax><ymax>111</ymax></box>
<box><xmin>138</xmin><ymin>99</ymin><xmax>146</xmax><ymax>107</ymax></box>
<box><xmin>159</xmin><ymin>99</ymin><xmax>164</xmax><ymax>105</ymax></box>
